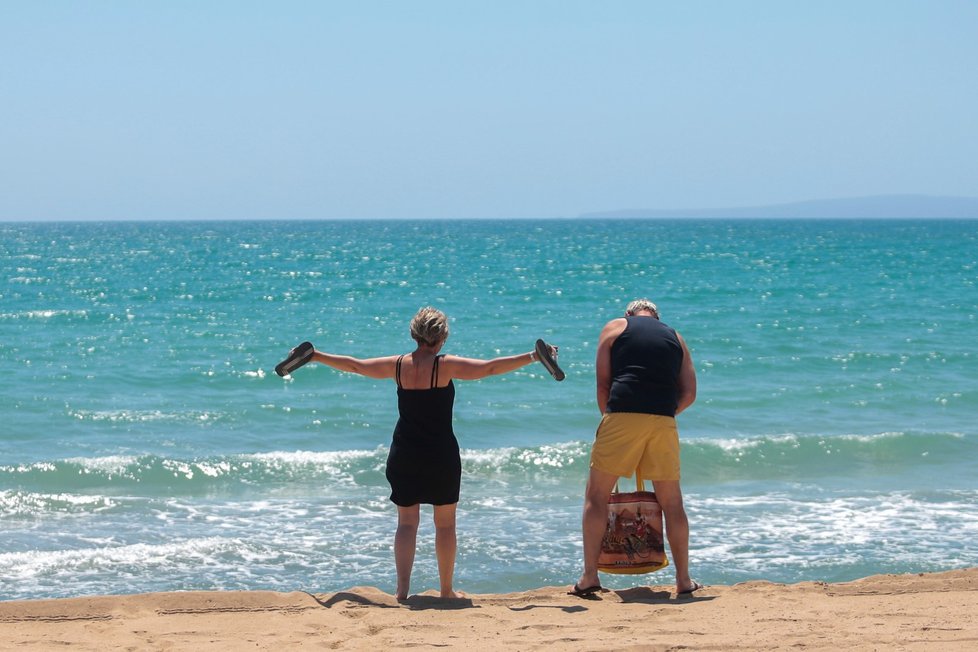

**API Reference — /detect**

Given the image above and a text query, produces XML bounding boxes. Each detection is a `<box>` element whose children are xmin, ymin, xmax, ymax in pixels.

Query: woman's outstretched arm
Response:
<box><xmin>442</xmin><ymin>350</ymin><xmax>540</xmax><ymax>381</ymax></box>
<box><xmin>311</xmin><ymin>351</ymin><xmax>398</xmax><ymax>379</ymax></box>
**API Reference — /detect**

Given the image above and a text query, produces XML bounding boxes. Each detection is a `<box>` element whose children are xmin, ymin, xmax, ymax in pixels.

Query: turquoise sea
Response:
<box><xmin>2</xmin><ymin>219</ymin><xmax>977</xmax><ymax>601</ymax></box>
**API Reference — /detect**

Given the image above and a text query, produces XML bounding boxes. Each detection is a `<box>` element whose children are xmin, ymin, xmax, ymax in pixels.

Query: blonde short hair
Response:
<box><xmin>625</xmin><ymin>299</ymin><xmax>659</xmax><ymax>318</ymax></box>
<box><xmin>410</xmin><ymin>307</ymin><xmax>449</xmax><ymax>346</ymax></box>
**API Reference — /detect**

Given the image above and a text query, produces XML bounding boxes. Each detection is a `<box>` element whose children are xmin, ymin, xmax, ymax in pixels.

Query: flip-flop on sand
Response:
<box><xmin>275</xmin><ymin>341</ymin><xmax>314</xmax><ymax>377</ymax></box>
<box><xmin>568</xmin><ymin>583</ymin><xmax>603</xmax><ymax>598</ymax></box>
<box><xmin>678</xmin><ymin>580</ymin><xmax>704</xmax><ymax>596</ymax></box>
<box><xmin>535</xmin><ymin>339</ymin><xmax>565</xmax><ymax>381</ymax></box>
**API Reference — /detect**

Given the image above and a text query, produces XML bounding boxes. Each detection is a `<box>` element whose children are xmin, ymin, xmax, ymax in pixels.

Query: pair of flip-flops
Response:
<box><xmin>568</xmin><ymin>580</ymin><xmax>704</xmax><ymax>598</ymax></box>
<box><xmin>275</xmin><ymin>341</ymin><xmax>314</xmax><ymax>377</ymax></box>
<box><xmin>275</xmin><ymin>339</ymin><xmax>564</xmax><ymax>381</ymax></box>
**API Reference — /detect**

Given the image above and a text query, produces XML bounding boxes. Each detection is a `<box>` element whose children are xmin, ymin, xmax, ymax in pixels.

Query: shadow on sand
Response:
<box><xmin>312</xmin><ymin>591</ymin><xmax>478</xmax><ymax>612</ymax></box>
<box><xmin>615</xmin><ymin>587</ymin><xmax>715</xmax><ymax>604</ymax></box>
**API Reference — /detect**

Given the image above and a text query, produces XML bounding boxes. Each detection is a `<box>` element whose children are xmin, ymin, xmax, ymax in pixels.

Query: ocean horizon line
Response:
<box><xmin>4</xmin><ymin>193</ymin><xmax>978</xmax><ymax>222</ymax></box>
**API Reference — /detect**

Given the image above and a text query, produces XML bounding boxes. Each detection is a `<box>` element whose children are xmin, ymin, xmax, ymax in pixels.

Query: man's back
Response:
<box><xmin>607</xmin><ymin>316</ymin><xmax>683</xmax><ymax>416</ymax></box>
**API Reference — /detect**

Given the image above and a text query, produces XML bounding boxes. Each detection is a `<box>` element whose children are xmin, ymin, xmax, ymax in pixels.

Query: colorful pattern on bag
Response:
<box><xmin>597</xmin><ymin>490</ymin><xmax>669</xmax><ymax>575</ymax></box>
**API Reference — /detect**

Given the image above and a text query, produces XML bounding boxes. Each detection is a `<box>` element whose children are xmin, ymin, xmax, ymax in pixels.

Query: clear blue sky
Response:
<box><xmin>2</xmin><ymin>1</ymin><xmax>976</xmax><ymax>220</ymax></box>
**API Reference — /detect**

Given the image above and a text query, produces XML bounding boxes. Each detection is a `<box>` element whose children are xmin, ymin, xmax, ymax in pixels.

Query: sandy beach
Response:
<box><xmin>1</xmin><ymin>568</ymin><xmax>975</xmax><ymax>650</ymax></box>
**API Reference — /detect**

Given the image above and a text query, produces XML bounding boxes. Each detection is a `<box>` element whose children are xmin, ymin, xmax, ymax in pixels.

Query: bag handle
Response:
<box><xmin>612</xmin><ymin>473</ymin><xmax>648</xmax><ymax>494</ymax></box>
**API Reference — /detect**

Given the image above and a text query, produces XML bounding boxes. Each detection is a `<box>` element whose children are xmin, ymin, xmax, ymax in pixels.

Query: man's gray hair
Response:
<box><xmin>625</xmin><ymin>299</ymin><xmax>659</xmax><ymax>318</ymax></box>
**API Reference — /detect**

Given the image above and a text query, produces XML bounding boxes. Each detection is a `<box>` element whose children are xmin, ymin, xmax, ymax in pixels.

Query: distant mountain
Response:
<box><xmin>580</xmin><ymin>194</ymin><xmax>978</xmax><ymax>219</ymax></box>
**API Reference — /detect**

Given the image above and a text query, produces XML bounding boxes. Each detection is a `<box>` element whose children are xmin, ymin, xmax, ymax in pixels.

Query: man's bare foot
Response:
<box><xmin>575</xmin><ymin>574</ymin><xmax>601</xmax><ymax>593</ymax></box>
<box><xmin>677</xmin><ymin>580</ymin><xmax>703</xmax><ymax>595</ymax></box>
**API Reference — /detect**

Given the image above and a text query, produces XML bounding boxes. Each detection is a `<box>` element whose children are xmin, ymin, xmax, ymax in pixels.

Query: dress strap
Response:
<box><xmin>431</xmin><ymin>355</ymin><xmax>442</xmax><ymax>388</ymax></box>
<box><xmin>395</xmin><ymin>355</ymin><xmax>405</xmax><ymax>389</ymax></box>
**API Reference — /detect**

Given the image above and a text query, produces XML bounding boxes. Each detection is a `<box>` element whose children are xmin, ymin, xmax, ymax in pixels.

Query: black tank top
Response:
<box><xmin>607</xmin><ymin>316</ymin><xmax>683</xmax><ymax>416</ymax></box>
<box><xmin>392</xmin><ymin>354</ymin><xmax>456</xmax><ymax>446</ymax></box>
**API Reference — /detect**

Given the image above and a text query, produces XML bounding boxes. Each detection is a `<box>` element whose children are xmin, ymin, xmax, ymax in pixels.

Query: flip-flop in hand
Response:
<box><xmin>535</xmin><ymin>339</ymin><xmax>565</xmax><ymax>381</ymax></box>
<box><xmin>275</xmin><ymin>341</ymin><xmax>315</xmax><ymax>377</ymax></box>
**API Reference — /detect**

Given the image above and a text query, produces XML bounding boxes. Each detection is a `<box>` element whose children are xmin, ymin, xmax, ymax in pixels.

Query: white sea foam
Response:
<box><xmin>0</xmin><ymin>491</ymin><xmax>117</xmax><ymax>516</ymax></box>
<box><xmin>0</xmin><ymin>461</ymin><xmax>58</xmax><ymax>474</ymax></box>
<box><xmin>460</xmin><ymin>441</ymin><xmax>589</xmax><ymax>468</ymax></box>
<box><xmin>65</xmin><ymin>455</ymin><xmax>141</xmax><ymax>475</ymax></box>
<box><xmin>704</xmin><ymin>434</ymin><xmax>802</xmax><ymax>451</ymax></box>
<box><xmin>244</xmin><ymin>449</ymin><xmax>382</xmax><ymax>466</ymax></box>
<box><xmin>0</xmin><ymin>537</ymin><xmax>240</xmax><ymax>579</ymax></box>
<box><xmin>689</xmin><ymin>490</ymin><xmax>978</xmax><ymax>578</ymax></box>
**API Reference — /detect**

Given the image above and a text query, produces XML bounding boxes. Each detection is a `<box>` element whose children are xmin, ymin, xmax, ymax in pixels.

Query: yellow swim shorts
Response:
<box><xmin>590</xmin><ymin>412</ymin><xmax>681</xmax><ymax>481</ymax></box>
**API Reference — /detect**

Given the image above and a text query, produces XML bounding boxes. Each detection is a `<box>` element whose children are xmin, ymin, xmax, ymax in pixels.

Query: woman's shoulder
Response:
<box><xmin>436</xmin><ymin>354</ymin><xmax>482</xmax><ymax>372</ymax></box>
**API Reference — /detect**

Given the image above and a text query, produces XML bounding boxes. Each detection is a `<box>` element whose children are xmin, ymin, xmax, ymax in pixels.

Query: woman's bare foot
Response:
<box><xmin>439</xmin><ymin>589</ymin><xmax>465</xmax><ymax>599</ymax></box>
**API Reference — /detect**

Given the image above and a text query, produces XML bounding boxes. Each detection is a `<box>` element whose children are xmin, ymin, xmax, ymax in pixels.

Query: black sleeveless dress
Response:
<box><xmin>385</xmin><ymin>355</ymin><xmax>461</xmax><ymax>506</ymax></box>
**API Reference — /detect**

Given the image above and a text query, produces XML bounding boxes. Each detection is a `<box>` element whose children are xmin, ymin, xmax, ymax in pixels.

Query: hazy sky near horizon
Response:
<box><xmin>2</xmin><ymin>1</ymin><xmax>977</xmax><ymax>220</ymax></box>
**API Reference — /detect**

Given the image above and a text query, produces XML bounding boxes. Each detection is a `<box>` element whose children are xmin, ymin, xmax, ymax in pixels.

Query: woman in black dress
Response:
<box><xmin>309</xmin><ymin>307</ymin><xmax>551</xmax><ymax>599</ymax></box>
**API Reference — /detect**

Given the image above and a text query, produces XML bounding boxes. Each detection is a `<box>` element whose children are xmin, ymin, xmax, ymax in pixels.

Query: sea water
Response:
<box><xmin>1</xmin><ymin>219</ymin><xmax>976</xmax><ymax>601</ymax></box>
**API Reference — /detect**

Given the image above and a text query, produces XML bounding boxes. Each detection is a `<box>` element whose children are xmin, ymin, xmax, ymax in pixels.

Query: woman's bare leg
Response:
<box><xmin>433</xmin><ymin>503</ymin><xmax>461</xmax><ymax>598</ymax></box>
<box><xmin>394</xmin><ymin>504</ymin><xmax>421</xmax><ymax>600</ymax></box>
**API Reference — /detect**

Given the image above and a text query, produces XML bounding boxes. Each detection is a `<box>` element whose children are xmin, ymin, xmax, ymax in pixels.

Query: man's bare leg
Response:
<box><xmin>575</xmin><ymin>466</ymin><xmax>619</xmax><ymax>591</ymax></box>
<box><xmin>651</xmin><ymin>479</ymin><xmax>698</xmax><ymax>593</ymax></box>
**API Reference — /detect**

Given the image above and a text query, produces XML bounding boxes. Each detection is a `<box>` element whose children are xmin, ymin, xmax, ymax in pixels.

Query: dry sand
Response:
<box><xmin>1</xmin><ymin>568</ymin><xmax>976</xmax><ymax>650</ymax></box>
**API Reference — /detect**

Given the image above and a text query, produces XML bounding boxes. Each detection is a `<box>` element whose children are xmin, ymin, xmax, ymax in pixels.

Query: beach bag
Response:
<box><xmin>597</xmin><ymin>477</ymin><xmax>669</xmax><ymax>575</ymax></box>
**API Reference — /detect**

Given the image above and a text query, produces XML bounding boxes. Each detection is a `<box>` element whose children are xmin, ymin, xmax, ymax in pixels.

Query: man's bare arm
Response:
<box><xmin>675</xmin><ymin>333</ymin><xmax>697</xmax><ymax>414</ymax></box>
